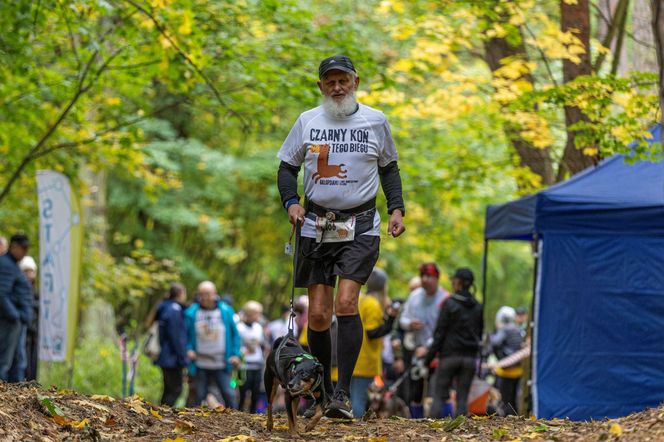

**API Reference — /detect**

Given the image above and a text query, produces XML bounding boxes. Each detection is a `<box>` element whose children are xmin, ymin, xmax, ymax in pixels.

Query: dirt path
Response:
<box><xmin>1</xmin><ymin>382</ymin><xmax>662</xmax><ymax>441</ymax></box>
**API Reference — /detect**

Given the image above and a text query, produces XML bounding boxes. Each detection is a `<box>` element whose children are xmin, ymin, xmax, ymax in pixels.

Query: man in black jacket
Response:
<box><xmin>423</xmin><ymin>268</ymin><xmax>483</xmax><ymax>417</ymax></box>
<box><xmin>0</xmin><ymin>234</ymin><xmax>32</xmax><ymax>381</ymax></box>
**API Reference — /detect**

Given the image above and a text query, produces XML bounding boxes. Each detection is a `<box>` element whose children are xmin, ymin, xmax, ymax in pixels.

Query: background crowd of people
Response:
<box><xmin>0</xmin><ymin>230</ymin><xmax>528</xmax><ymax>418</ymax></box>
<box><xmin>148</xmin><ymin>262</ymin><xmax>529</xmax><ymax>419</ymax></box>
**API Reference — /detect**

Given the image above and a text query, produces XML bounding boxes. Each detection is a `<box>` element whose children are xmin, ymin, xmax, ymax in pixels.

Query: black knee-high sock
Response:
<box><xmin>307</xmin><ymin>327</ymin><xmax>334</xmax><ymax>395</ymax></box>
<box><xmin>335</xmin><ymin>314</ymin><xmax>363</xmax><ymax>394</ymax></box>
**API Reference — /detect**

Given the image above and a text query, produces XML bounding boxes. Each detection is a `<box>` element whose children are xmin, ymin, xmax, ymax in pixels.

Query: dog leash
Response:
<box><xmin>286</xmin><ymin>220</ymin><xmax>301</xmax><ymax>335</ymax></box>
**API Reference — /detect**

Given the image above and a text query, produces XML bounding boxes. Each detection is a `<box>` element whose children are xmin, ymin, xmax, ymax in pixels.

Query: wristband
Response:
<box><xmin>285</xmin><ymin>197</ymin><xmax>300</xmax><ymax>210</ymax></box>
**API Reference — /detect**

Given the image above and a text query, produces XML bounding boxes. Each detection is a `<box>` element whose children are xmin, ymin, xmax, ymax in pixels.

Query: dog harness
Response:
<box><xmin>273</xmin><ymin>332</ymin><xmax>322</xmax><ymax>396</ymax></box>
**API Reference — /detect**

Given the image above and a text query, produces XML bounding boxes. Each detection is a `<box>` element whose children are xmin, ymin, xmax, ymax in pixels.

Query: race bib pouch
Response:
<box><xmin>315</xmin><ymin>212</ymin><xmax>356</xmax><ymax>243</ymax></box>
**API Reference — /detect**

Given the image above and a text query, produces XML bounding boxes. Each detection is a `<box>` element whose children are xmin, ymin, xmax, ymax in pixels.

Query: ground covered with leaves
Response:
<box><xmin>1</xmin><ymin>382</ymin><xmax>663</xmax><ymax>441</ymax></box>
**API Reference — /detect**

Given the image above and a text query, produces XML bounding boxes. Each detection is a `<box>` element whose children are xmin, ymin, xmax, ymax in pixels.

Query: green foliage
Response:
<box><xmin>39</xmin><ymin>336</ymin><xmax>162</xmax><ymax>404</ymax></box>
<box><xmin>2</xmin><ymin>0</ymin><xmax>658</xmax><ymax>335</ymax></box>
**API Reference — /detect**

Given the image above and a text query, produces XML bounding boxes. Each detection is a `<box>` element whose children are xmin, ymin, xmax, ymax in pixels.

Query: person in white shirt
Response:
<box><xmin>399</xmin><ymin>263</ymin><xmax>448</xmax><ymax>418</ymax></box>
<box><xmin>237</xmin><ymin>300</ymin><xmax>266</xmax><ymax>413</ymax></box>
<box><xmin>277</xmin><ymin>55</ymin><xmax>406</xmax><ymax>418</ymax></box>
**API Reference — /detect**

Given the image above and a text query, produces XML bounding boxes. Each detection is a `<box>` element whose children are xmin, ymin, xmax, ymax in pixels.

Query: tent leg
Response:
<box><xmin>481</xmin><ymin>240</ymin><xmax>489</xmax><ymax>306</ymax></box>
<box><xmin>520</xmin><ymin>236</ymin><xmax>539</xmax><ymax>416</ymax></box>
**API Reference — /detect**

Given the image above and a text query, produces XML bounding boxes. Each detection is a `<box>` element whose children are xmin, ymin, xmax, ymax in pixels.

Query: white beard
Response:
<box><xmin>322</xmin><ymin>91</ymin><xmax>358</xmax><ymax>119</ymax></box>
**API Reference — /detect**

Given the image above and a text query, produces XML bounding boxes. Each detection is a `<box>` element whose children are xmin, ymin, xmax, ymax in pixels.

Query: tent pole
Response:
<box><xmin>481</xmin><ymin>239</ymin><xmax>489</xmax><ymax>314</ymax></box>
<box><xmin>481</xmin><ymin>240</ymin><xmax>489</xmax><ymax>304</ymax></box>
<box><xmin>521</xmin><ymin>234</ymin><xmax>539</xmax><ymax>416</ymax></box>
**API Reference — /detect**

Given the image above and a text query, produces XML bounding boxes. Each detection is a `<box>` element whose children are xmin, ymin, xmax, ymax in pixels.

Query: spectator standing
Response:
<box><xmin>237</xmin><ymin>300</ymin><xmax>266</xmax><ymax>413</ymax></box>
<box><xmin>154</xmin><ymin>283</ymin><xmax>189</xmax><ymax>407</ymax></box>
<box><xmin>424</xmin><ymin>268</ymin><xmax>483</xmax><ymax>417</ymax></box>
<box><xmin>487</xmin><ymin>306</ymin><xmax>524</xmax><ymax>416</ymax></box>
<box><xmin>9</xmin><ymin>256</ymin><xmax>39</xmax><ymax>382</ymax></box>
<box><xmin>185</xmin><ymin>281</ymin><xmax>241</xmax><ymax>408</ymax></box>
<box><xmin>399</xmin><ymin>263</ymin><xmax>447</xmax><ymax>418</ymax></box>
<box><xmin>0</xmin><ymin>234</ymin><xmax>32</xmax><ymax>381</ymax></box>
<box><xmin>351</xmin><ymin>268</ymin><xmax>399</xmax><ymax>417</ymax></box>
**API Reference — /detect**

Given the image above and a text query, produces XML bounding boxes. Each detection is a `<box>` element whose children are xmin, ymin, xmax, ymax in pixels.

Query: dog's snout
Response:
<box><xmin>288</xmin><ymin>379</ymin><xmax>299</xmax><ymax>390</ymax></box>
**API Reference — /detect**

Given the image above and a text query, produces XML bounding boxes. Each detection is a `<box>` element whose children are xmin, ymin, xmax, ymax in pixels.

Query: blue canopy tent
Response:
<box><xmin>484</xmin><ymin>125</ymin><xmax>664</xmax><ymax>420</ymax></box>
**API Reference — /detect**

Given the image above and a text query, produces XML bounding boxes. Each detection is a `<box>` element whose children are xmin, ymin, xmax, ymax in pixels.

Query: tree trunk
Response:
<box><xmin>652</xmin><ymin>0</ymin><xmax>664</xmax><ymax>123</ymax></box>
<box><xmin>632</xmin><ymin>0</ymin><xmax>658</xmax><ymax>74</ymax></box>
<box><xmin>484</xmin><ymin>35</ymin><xmax>555</xmax><ymax>186</ymax></box>
<box><xmin>559</xmin><ymin>0</ymin><xmax>599</xmax><ymax>180</ymax></box>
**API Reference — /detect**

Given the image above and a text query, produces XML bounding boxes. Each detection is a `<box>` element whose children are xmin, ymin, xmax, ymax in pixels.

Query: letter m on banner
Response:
<box><xmin>37</xmin><ymin>171</ymin><xmax>83</xmax><ymax>362</ymax></box>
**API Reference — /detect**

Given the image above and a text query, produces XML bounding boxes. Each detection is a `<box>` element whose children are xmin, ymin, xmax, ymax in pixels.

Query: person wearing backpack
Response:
<box><xmin>154</xmin><ymin>283</ymin><xmax>189</xmax><ymax>407</ymax></box>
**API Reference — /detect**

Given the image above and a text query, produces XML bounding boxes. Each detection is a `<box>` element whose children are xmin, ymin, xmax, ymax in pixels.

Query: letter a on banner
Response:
<box><xmin>37</xmin><ymin>171</ymin><xmax>83</xmax><ymax>362</ymax></box>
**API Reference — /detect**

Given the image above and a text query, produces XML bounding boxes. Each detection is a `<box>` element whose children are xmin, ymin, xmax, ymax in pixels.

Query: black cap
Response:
<box><xmin>9</xmin><ymin>234</ymin><xmax>29</xmax><ymax>248</ymax></box>
<box><xmin>319</xmin><ymin>55</ymin><xmax>356</xmax><ymax>78</ymax></box>
<box><xmin>452</xmin><ymin>267</ymin><xmax>474</xmax><ymax>283</ymax></box>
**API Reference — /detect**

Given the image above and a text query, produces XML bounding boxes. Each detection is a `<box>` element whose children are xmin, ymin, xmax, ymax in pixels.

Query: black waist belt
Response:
<box><xmin>306</xmin><ymin>198</ymin><xmax>376</xmax><ymax>219</ymax></box>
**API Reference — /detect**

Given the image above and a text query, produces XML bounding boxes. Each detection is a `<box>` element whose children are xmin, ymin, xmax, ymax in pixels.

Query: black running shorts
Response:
<box><xmin>294</xmin><ymin>233</ymin><xmax>380</xmax><ymax>288</ymax></box>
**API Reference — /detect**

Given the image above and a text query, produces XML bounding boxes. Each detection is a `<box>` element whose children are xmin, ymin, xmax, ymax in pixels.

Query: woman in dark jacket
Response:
<box><xmin>423</xmin><ymin>268</ymin><xmax>483</xmax><ymax>417</ymax></box>
<box><xmin>154</xmin><ymin>283</ymin><xmax>188</xmax><ymax>406</ymax></box>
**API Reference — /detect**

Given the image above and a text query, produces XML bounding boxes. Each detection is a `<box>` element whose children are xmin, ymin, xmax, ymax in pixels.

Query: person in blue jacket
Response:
<box><xmin>154</xmin><ymin>283</ymin><xmax>189</xmax><ymax>406</ymax></box>
<box><xmin>0</xmin><ymin>234</ymin><xmax>32</xmax><ymax>382</ymax></box>
<box><xmin>185</xmin><ymin>281</ymin><xmax>241</xmax><ymax>408</ymax></box>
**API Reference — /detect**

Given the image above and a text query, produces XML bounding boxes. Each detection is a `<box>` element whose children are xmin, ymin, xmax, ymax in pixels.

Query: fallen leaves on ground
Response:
<box><xmin>1</xmin><ymin>382</ymin><xmax>664</xmax><ymax>441</ymax></box>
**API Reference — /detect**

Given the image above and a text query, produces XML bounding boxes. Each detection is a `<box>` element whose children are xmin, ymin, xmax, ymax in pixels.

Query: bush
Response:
<box><xmin>39</xmin><ymin>335</ymin><xmax>163</xmax><ymax>405</ymax></box>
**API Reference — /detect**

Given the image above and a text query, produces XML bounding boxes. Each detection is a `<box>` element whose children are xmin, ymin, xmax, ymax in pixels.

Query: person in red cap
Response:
<box><xmin>277</xmin><ymin>55</ymin><xmax>406</xmax><ymax>418</ymax></box>
<box><xmin>398</xmin><ymin>263</ymin><xmax>448</xmax><ymax>418</ymax></box>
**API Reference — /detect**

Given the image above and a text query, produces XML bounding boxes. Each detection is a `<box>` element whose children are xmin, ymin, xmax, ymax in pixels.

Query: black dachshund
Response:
<box><xmin>265</xmin><ymin>335</ymin><xmax>325</xmax><ymax>435</ymax></box>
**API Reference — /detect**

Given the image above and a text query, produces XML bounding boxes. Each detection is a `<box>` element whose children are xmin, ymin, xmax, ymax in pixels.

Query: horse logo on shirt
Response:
<box><xmin>308</xmin><ymin>143</ymin><xmax>347</xmax><ymax>183</ymax></box>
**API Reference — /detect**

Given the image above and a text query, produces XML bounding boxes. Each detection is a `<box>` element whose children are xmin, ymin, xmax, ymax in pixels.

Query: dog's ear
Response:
<box><xmin>315</xmin><ymin>362</ymin><xmax>324</xmax><ymax>375</ymax></box>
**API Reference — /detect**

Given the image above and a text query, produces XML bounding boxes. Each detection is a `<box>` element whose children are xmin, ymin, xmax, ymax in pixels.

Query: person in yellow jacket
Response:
<box><xmin>350</xmin><ymin>268</ymin><xmax>400</xmax><ymax>417</ymax></box>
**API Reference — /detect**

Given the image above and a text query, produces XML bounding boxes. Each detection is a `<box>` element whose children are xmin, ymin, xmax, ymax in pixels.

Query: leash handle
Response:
<box><xmin>287</xmin><ymin>220</ymin><xmax>301</xmax><ymax>335</ymax></box>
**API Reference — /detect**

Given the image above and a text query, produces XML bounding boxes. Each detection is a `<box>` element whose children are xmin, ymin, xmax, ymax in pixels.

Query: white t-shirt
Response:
<box><xmin>278</xmin><ymin>104</ymin><xmax>399</xmax><ymax>238</ymax></box>
<box><xmin>195</xmin><ymin>308</ymin><xmax>226</xmax><ymax>370</ymax></box>
<box><xmin>237</xmin><ymin>321</ymin><xmax>265</xmax><ymax>369</ymax></box>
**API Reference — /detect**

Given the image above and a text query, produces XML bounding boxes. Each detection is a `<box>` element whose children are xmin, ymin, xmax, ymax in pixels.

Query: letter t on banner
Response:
<box><xmin>36</xmin><ymin>171</ymin><xmax>83</xmax><ymax>362</ymax></box>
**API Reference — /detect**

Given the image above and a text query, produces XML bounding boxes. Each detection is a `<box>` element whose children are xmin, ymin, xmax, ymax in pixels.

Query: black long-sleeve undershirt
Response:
<box><xmin>379</xmin><ymin>161</ymin><xmax>405</xmax><ymax>216</ymax></box>
<box><xmin>277</xmin><ymin>161</ymin><xmax>301</xmax><ymax>207</ymax></box>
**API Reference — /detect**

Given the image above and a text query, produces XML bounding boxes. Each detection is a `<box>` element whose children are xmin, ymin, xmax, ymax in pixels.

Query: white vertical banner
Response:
<box><xmin>37</xmin><ymin>170</ymin><xmax>82</xmax><ymax>362</ymax></box>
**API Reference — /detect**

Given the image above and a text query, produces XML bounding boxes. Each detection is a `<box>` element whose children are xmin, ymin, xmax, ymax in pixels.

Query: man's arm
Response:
<box><xmin>0</xmin><ymin>262</ymin><xmax>20</xmax><ymax>322</ymax></box>
<box><xmin>379</xmin><ymin>161</ymin><xmax>405</xmax><ymax>237</ymax></box>
<box><xmin>277</xmin><ymin>161</ymin><xmax>301</xmax><ymax>208</ymax></box>
<box><xmin>278</xmin><ymin>161</ymin><xmax>305</xmax><ymax>225</ymax></box>
<box><xmin>378</xmin><ymin>161</ymin><xmax>405</xmax><ymax>215</ymax></box>
<box><xmin>17</xmin><ymin>275</ymin><xmax>32</xmax><ymax>324</ymax></box>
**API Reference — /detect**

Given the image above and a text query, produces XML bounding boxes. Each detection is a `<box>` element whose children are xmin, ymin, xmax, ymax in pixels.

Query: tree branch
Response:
<box><xmin>594</xmin><ymin>2</ymin><xmax>656</xmax><ymax>49</ymax></box>
<box><xmin>522</xmin><ymin>22</ymin><xmax>558</xmax><ymax>87</ymax></box>
<box><xmin>107</xmin><ymin>59</ymin><xmax>161</xmax><ymax>70</ymax></box>
<box><xmin>611</xmin><ymin>0</ymin><xmax>629</xmax><ymax>75</ymax></box>
<box><xmin>56</xmin><ymin>0</ymin><xmax>81</xmax><ymax>71</ymax></box>
<box><xmin>30</xmin><ymin>98</ymin><xmax>188</xmax><ymax>160</ymax></box>
<box><xmin>122</xmin><ymin>0</ymin><xmax>249</xmax><ymax>129</ymax></box>
<box><xmin>593</xmin><ymin>0</ymin><xmax>629</xmax><ymax>72</ymax></box>
<box><xmin>0</xmin><ymin>49</ymin><xmax>98</xmax><ymax>204</ymax></box>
